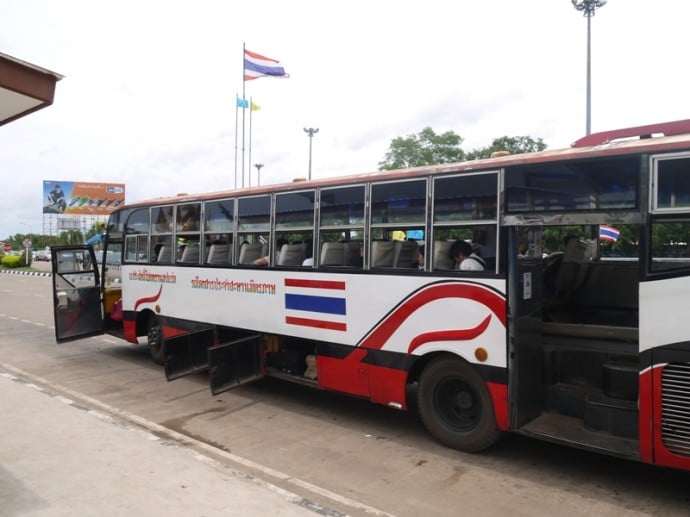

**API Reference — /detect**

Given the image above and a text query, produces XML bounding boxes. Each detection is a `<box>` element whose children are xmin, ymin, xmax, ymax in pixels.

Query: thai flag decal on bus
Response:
<box><xmin>284</xmin><ymin>278</ymin><xmax>347</xmax><ymax>331</ymax></box>
<box><xmin>599</xmin><ymin>225</ymin><xmax>620</xmax><ymax>242</ymax></box>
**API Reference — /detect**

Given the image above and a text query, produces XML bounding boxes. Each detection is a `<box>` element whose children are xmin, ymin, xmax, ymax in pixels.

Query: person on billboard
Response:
<box><xmin>47</xmin><ymin>184</ymin><xmax>66</xmax><ymax>213</ymax></box>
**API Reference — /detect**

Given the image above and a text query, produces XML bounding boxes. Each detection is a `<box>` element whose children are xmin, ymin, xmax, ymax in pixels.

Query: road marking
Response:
<box><xmin>0</xmin><ymin>364</ymin><xmax>395</xmax><ymax>517</ymax></box>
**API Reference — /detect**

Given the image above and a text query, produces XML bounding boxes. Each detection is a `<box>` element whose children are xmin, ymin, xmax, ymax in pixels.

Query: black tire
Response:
<box><xmin>147</xmin><ymin>314</ymin><xmax>165</xmax><ymax>365</ymax></box>
<box><xmin>417</xmin><ymin>356</ymin><xmax>502</xmax><ymax>452</ymax></box>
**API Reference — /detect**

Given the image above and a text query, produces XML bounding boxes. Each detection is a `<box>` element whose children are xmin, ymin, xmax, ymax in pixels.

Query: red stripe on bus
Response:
<box><xmin>285</xmin><ymin>278</ymin><xmax>346</xmax><ymax>290</ymax></box>
<box><xmin>134</xmin><ymin>285</ymin><xmax>163</xmax><ymax>311</ymax></box>
<box><xmin>286</xmin><ymin>316</ymin><xmax>347</xmax><ymax>331</ymax></box>
<box><xmin>359</xmin><ymin>282</ymin><xmax>505</xmax><ymax>352</ymax></box>
<box><xmin>487</xmin><ymin>382</ymin><xmax>509</xmax><ymax>431</ymax></box>
<box><xmin>407</xmin><ymin>315</ymin><xmax>492</xmax><ymax>354</ymax></box>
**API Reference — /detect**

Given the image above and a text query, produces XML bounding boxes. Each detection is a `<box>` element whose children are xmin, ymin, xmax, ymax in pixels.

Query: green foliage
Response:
<box><xmin>378</xmin><ymin>129</ymin><xmax>547</xmax><ymax>171</ymax></box>
<box><xmin>378</xmin><ymin>127</ymin><xmax>465</xmax><ymax>170</ymax></box>
<box><xmin>19</xmin><ymin>250</ymin><xmax>32</xmax><ymax>267</ymax></box>
<box><xmin>1</xmin><ymin>255</ymin><xmax>22</xmax><ymax>268</ymax></box>
<box><xmin>466</xmin><ymin>136</ymin><xmax>547</xmax><ymax>161</ymax></box>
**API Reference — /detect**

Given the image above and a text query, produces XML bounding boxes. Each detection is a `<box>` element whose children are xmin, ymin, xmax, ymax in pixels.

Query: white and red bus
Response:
<box><xmin>52</xmin><ymin>119</ymin><xmax>690</xmax><ymax>470</ymax></box>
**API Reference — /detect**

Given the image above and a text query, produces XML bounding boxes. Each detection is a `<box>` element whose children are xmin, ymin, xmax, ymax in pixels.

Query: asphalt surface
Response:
<box><xmin>1</xmin><ymin>368</ymin><xmax>323</xmax><ymax>517</ymax></box>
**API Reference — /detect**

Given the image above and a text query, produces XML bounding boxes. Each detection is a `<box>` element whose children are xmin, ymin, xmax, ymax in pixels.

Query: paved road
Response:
<box><xmin>2</xmin><ymin>269</ymin><xmax>690</xmax><ymax>516</ymax></box>
<box><xmin>1</xmin><ymin>369</ymin><xmax>318</xmax><ymax>517</ymax></box>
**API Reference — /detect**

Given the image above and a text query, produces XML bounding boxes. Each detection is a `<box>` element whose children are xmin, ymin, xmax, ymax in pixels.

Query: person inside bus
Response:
<box><xmin>417</xmin><ymin>245</ymin><xmax>425</xmax><ymax>270</ymax></box>
<box><xmin>543</xmin><ymin>234</ymin><xmax>582</xmax><ymax>307</ymax></box>
<box><xmin>302</xmin><ymin>239</ymin><xmax>314</xmax><ymax>266</ymax></box>
<box><xmin>254</xmin><ymin>238</ymin><xmax>288</xmax><ymax>266</ymax></box>
<box><xmin>449</xmin><ymin>240</ymin><xmax>485</xmax><ymax>271</ymax></box>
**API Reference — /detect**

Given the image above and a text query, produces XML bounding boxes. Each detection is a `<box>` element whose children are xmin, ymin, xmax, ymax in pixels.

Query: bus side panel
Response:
<box><xmin>122</xmin><ymin>315</ymin><xmax>138</xmax><ymax>343</ymax></box>
<box><xmin>317</xmin><ymin>350</ymin><xmax>370</xmax><ymax>398</ymax></box>
<box><xmin>638</xmin><ymin>366</ymin><xmax>654</xmax><ymax>464</ymax></box>
<box><xmin>487</xmin><ymin>381</ymin><xmax>509</xmax><ymax>431</ymax></box>
<box><xmin>317</xmin><ymin>353</ymin><xmax>409</xmax><ymax>408</ymax></box>
<box><xmin>640</xmin><ymin>276</ymin><xmax>690</xmax><ymax>470</ymax></box>
<box><xmin>368</xmin><ymin>364</ymin><xmax>408</xmax><ymax>408</ymax></box>
<box><xmin>651</xmin><ymin>356</ymin><xmax>690</xmax><ymax>470</ymax></box>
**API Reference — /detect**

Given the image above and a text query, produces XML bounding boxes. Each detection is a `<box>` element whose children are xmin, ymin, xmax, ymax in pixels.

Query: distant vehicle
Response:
<box><xmin>34</xmin><ymin>250</ymin><xmax>51</xmax><ymax>261</ymax></box>
<box><xmin>94</xmin><ymin>250</ymin><xmax>120</xmax><ymax>266</ymax></box>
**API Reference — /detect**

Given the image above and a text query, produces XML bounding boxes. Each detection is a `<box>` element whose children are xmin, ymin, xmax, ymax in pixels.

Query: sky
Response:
<box><xmin>1</xmin><ymin>0</ymin><xmax>689</xmax><ymax>239</ymax></box>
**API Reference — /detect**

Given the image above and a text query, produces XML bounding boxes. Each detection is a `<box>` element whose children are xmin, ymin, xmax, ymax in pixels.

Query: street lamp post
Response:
<box><xmin>303</xmin><ymin>127</ymin><xmax>319</xmax><ymax>180</ymax></box>
<box><xmin>254</xmin><ymin>163</ymin><xmax>264</xmax><ymax>186</ymax></box>
<box><xmin>571</xmin><ymin>0</ymin><xmax>606</xmax><ymax>136</ymax></box>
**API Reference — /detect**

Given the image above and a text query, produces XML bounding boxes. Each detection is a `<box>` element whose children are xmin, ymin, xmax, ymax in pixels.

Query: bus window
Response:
<box><xmin>151</xmin><ymin>205</ymin><xmax>173</xmax><ymax>233</ymax></box>
<box><xmin>275</xmin><ymin>191</ymin><xmax>314</xmax><ymax>267</ymax></box>
<box><xmin>176</xmin><ymin>203</ymin><xmax>201</xmax><ymax>264</ymax></box>
<box><xmin>654</xmin><ymin>155</ymin><xmax>690</xmax><ymax>210</ymax></box>
<box><xmin>124</xmin><ymin>208</ymin><xmax>149</xmax><ymax>263</ymax></box>
<box><xmin>237</xmin><ymin>196</ymin><xmax>270</xmax><ymax>265</ymax></box>
<box><xmin>434</xmin><ymin>173</ymin><xmax>497</xmax><ymax>222</ymax></box>
<box><xmin>505</xmin><ymin>158</ymin><xmax>638</xmax><ymax>213</ymax></box>
<box><xmin>319</xmin><ymin>186</ymin><xmax>365</xmax><ymax>268</ymax></box>
<box><xmin>204</xmin><ymin>199</ymin><xmax>234</xmax><ymax>265</ymax></box>
<box><xmin>371</xmin><ymin>179</ymin><xmax>426</xmax><ymax>224</ymax></box>
<box><xmin>432</xmin><ymin>173</ymin><xmax>498</xmax><ymax>271</ymax></box>
<box><xmin>320</xmin><ymin>185</ymin><xmax>365</xmax><ymax>226</ymax></box>
<box><xmin>650</xmin><ymin>217</ymin><xmax>690</xmax><ymax>272</ymax></box>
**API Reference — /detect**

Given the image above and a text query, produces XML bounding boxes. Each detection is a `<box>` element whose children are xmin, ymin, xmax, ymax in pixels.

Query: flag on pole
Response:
<box><xmin>244</xmin><ymin>48</ymin><xmax>289</xmax><ymax>80</ymax></box>
<box><xmin>236</xmin><ymin>96</ymin><xmax>249</xmax><ymax>109</ymax></box>
<box><xmin>251</xmin><ymin>100</ymin><xmax>261</xmax><ymax>111</ymax></box>
<box><xmin>599</xmin><ymin>225</ymin><xmax>620</xmax><ymax>242</ymax></box>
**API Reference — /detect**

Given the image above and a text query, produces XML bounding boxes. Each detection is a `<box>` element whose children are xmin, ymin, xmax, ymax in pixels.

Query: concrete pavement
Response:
<box><xmin>0</xmin><ymin>369</ymin><xmax>329</xmax><ymax>517</ymax></box>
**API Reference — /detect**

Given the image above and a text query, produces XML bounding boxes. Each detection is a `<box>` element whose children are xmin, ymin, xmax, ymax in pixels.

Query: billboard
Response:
<box><xmin>43</xmin><ymin>180</ymin><xmax>125</xmax><ymax>216</ymax></box>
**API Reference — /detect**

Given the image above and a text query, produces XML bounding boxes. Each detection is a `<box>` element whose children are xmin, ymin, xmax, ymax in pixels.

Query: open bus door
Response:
<box><xmin>50</xmin><ymin>245</ymin><xmax>103</xmax><ymax>342</ymax></box>
<box><xmin>508</xmin><ymin>227</ymin><xmax>544</xmax><ymax>429</ymax></box>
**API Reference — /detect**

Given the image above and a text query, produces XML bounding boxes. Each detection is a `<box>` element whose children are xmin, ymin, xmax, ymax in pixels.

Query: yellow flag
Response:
<box><xmin>251</xmin><ymin>101</ymin><xmax>261</xmax><ymax>111</ymax></box>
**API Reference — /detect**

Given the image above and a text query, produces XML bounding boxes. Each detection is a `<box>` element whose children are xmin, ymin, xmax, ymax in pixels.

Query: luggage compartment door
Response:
<box><xmin>209</xmin><ymin>334</ymin><xmax>265</xmax><ymax>395</ymax></box>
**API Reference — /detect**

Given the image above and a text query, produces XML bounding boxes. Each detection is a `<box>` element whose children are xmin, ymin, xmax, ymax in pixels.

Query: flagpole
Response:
<box><xmin>248</xmin><ymin>96</ymin><xmax>253</xmax><ymax>188</ymax></box>
<box><xmin>233</xmin><ymin>94</ymin><xmax>239</xmax><ymax>189</ymax></box>
<box><xmin>241</xmin><ymin>42</ymin><xmax>247</xmax><ymax>188</ymax></box>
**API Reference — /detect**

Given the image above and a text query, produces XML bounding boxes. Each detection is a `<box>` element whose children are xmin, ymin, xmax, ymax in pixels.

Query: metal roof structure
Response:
<box><xmin>0</xmin><ymin>51</ymin><xmax>62</xmax><ymax>127</ymax></box>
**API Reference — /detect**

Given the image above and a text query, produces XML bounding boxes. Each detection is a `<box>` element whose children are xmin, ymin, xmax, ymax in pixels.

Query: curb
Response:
<box><xmin>0</xmin><ymin>270</ymin><xmax>51</xmax><ymax>277</ymax></box>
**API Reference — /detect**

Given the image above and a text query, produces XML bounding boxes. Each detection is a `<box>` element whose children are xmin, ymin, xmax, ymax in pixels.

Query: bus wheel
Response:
<box><xmin>417</xmin><ymin>356</ymin><xmax>501</xmax><ymax>452</ymax></box>
<box><xmin>147</xmin><ymin>314</ymin><xmax>164</xmax><ymax>365</ymax></box>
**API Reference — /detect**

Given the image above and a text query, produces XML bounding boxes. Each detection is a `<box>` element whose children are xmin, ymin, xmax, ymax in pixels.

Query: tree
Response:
<box><xmin>379</xmin><ymin>129</ymin><xmax>547</xmax><ymax>171</ymax></box>
<box><xmin>465</xmin><ymin>136</ymin><xmax>547</xmax><ymax>161</ymax></box>
<box><xmin>378</xmin><ymin>127</ymin><xmax>465</xmax><ymax>170</ymax></box>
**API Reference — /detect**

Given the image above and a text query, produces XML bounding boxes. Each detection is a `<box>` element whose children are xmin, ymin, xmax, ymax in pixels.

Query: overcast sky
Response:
<box><xmin>1</xmin><ymin>0</ymin><xmax>688</xmax><ymax>238</ymax></box>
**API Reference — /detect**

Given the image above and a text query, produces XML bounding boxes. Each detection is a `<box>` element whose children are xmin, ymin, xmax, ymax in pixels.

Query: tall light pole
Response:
<box><xmin>303</xmin><ymin>127</ymin><xmax>319</xmax><ymax>180</ymax></box>
<box><xmin>254</xmin><ymin>163</ymin><xmax>264</xmax><ymax>186</ymax></box>
<box><xmin>571</xmin><ymin>0</ymin><xmax>606</xmax><ymax>136</ymax></box>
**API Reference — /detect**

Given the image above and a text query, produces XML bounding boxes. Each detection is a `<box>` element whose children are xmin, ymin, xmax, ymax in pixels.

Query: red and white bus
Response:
<box><xmin>52</xmin><ymin>119</ymin><xmax>690</xmax><ymax>470</ymax></box>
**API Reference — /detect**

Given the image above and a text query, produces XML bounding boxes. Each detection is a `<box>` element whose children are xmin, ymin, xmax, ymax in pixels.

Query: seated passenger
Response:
<box><xmin>254</xmin><ymin>239</ymin><xmax>288</xmax><ymax>266</ymax></box>
<box><xmin>449</xmin><ymin>240</ymin><xmax>485</xmax><ymax>271</ymax></box>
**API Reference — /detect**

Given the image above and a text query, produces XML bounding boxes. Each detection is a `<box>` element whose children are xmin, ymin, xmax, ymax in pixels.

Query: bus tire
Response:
<box><xmin>417</xmin><ymin>356</ymin><xmax>502</xmax><ymax>452</ymax></box>
<box><xmin>147</xmin><ymin>314</ymin><xmax>164</xmax><ymax>365</ymax></box>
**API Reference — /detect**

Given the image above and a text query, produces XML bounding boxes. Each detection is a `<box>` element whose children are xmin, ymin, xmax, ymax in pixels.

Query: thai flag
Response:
<box><xmin>599</xmin><ymin>225</ymin><xmax>620</xmax><ymax>242</ymax></box>
<box><xmin>284</xmin><ymin>278</ymin><xmax>347</xmax><ymax>331</ymax></box>
<box><xmin>244</xmin><ymin>49</ymin><xmax>289</xmax><ymax>81</ymax></box>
